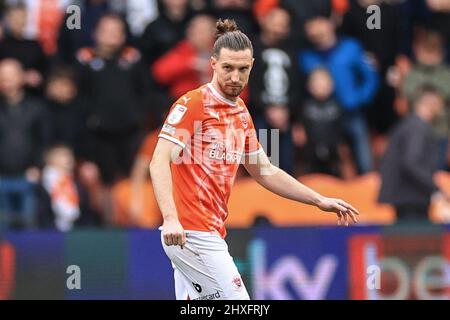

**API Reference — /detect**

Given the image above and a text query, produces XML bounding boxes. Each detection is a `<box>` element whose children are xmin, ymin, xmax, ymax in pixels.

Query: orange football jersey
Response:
<box><xmin>158</xmin><ymin>83</ymin><xmax>262</xmax><ymax>238</ymax></box>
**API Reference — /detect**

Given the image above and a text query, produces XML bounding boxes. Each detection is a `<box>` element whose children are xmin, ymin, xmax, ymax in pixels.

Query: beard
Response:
<box><xmin>219</xmin><ymin>82</ymin><xmax>244</xmax><ymax>98</ymax></box>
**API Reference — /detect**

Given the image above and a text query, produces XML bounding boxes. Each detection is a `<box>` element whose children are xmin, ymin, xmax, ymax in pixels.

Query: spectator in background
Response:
<box><xmin>139</xmin><ymin>0</ymin><xmax>193</xmax><ymax>67</ymax></box>
<box><xmin>340</xmin><ymin>0</ymin><xmax>405</xmax><ymax>133</ymax></box>
<box><xmin>40</xmin><ymin>145</ymin><xmax>80</xmax><ymax>231</ymax></box>
<box><xmin>249</xmin><ymin>7</ymin><xmax>300</xmax><ymax>174</ymax></box>
<box><xmin>38</xmin><ymin>144</ymin><xmax>102</xmax><ymax>231</ymax></box>
<box><xmin>57</xmin><ymin>0</ymin><xmax>128</xmax><ymax>64</ymax></box>
<box><xmin>208</xmin><ymin>0</ymin><xmax>258</xmax><ymax>38</ymax></box>
<box><xmin>76</xmin><ymin>14</ymin><xmax>152</xmax><ymax>185</ymax></box>
<box><xmin>425</xmin><ymin>0</ymin><xmax>450</xmax><ymax>62</ymax></box>
<box><xmin>400</xmin><ymin>0</ymin><xmax>450</xmax><ymax>62</ymax></box>
<box><xmin>295</xmin><ymin>68</ymin><xmax>342</xmax><ymax>177</ymax></box>
<box><xmin>152</xmin><ymin>14</ymin><xmax>216</xmax><ymax>102</ymax></box>
<box><xmin>138</xmin><ymin>0</ymin><xmax>194</xmax><ymax>126</ymax></box>
<box><xmin>5</xmin><ymin>0</ymin><xmax>69</xmax><ymax>56</ymax></box>
<box><xmin>253</xmin><ymin>0</ymin><xmax>337</xmax><ymax>45</ymax></box>
<box><xmin>378</xmin><ymin>86</ymin><xmax>445</xmax><ymax>222</ymax></box>
<box><xmin>0</xmin><ymin>4</ymin><xmax>48</xmax><ymax>91</ymax></box>
<box><xmin>300</xmin><ymin>16</ymin><xmax>379</xmax><ymax>174</ymax></box>
<box><xmin>44</xmin><ymin>66</ymin><xmax>85</xmax><ymax>157</ymax></box>
<box><xmin>403</xmin><ymin>29</ymin><xmax>450</xmax><ymax>110</ymax></box>
<box><xmin>0</xmin><ymin>58</ymin><xmax>51</xmax><ymax>230</ymax></box>
<box><xmin>402</xmin><ymin>28</ymin><xmax>450</xmax><ymax>170</ymax></box>
<box><xmin>109</xmin><ymin>0</ymin><xmax>159</xmax><ymax>38</ymax></box>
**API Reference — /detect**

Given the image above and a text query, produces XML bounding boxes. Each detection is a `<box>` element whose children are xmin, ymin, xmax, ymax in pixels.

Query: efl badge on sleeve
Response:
<box><xmin>168</xmin><ymin>104</ymin><xmax>187</xmax><ymax>125</ymax></box>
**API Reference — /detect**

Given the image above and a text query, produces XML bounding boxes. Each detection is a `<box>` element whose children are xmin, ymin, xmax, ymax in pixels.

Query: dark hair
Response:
<box><xmin>95</xmin><ymin>13</ymin><xmax>127</xmax><ymax>32</ymax></box>
<box><xmin>5</xmin><ymin>3</ymin><xmax>27</xmax><ymax>13</ymax></box>
<box><xmin>414</xmin><ymin>27</ymin><xmax>444</xmax><ymax>52</ymax></box>
<box><xmin>213</xmin><ymin>19</ymin><xmax>253</xmax><ymax>57</ymax></box>
<box><xmin>47</xmin><ymin>66</ymin><xmax>76</xmax><ymax>83</ymax></box>
<box><xmin>413</xmin><ymin>84</ymin><xmax>443</xmax><ymax>105</ymax></box>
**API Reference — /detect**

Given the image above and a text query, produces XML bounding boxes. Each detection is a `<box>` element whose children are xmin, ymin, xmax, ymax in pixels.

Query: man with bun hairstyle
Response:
<box><xmin>150</xmin><ymin>19</ymin><xmax>359</xmax><ymax>300</ymax></box>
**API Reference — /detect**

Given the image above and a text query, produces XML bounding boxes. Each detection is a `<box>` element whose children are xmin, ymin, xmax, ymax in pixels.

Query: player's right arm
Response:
<box><xmin>149</xmin><ymin>139</ymin><xmax>186</xmax><ymax>248</ymax></box>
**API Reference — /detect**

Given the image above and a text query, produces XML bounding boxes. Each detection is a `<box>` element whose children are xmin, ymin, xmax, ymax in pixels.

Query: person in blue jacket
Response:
<box><xmin>299</xmin><ymin>15</ymin><xmax>379</xmax><ymax>174</ymax></box>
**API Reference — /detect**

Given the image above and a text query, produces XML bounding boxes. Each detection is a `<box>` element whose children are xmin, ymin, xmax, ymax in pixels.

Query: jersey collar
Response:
<box><xmin>207</xmin><ymin>83</ymin><xmax>238</xmax><ymax>107</ymax></box>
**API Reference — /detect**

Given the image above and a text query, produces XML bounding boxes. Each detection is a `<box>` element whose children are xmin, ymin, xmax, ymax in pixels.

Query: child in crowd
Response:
<box><xmin>294</xmin><ymin>68</ymin><xmax>342</xmax><ymax>176</ymax></box>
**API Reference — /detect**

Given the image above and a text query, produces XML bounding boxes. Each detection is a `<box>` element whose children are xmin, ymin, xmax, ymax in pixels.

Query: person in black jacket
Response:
<box><xmin>248</xmin><ymin>7</ymin><xmax>301</xmax><ymax>174</ymax></box>
<box><xmin>45</xmin><ymin>66</ymin><xmax>85</xmax><ymax>158</ymax></box>
<box><xmin>76</xmin><ymin>14</ymin><xmax>152</xmax><ymax>185</ymax></box>
<box><xmin>378</xmin><ymin>85</ymin><xmax>447</xmax><ymax>222</ymax></box>
<box><xmin>139</xmin><ymin>0</ymin><xmax>193</xmax><ymax>67</ymax></box>
<box><xmin>297</xmin><ymin>68</ymin><xmax>342</xmax><ymax>177</ymax></box>
<box><xmin>0</xmin><ymin>58</ymin><xmax>51</xmax><ymax>230</ymax></box>
<box><xmin>0</xmin><ymin>4</ymin><xmax>48</xmax><ymax>92</ymax></box>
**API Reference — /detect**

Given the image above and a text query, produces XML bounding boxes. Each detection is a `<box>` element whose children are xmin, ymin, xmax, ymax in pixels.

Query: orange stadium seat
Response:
<box><xmin>111</xmin><ymin>179</ymin><xmax>161</xmax><ymax>228</ymax></box>
<box><xmin>110</xmin><ymin>170</ymin><xmax>450</xmax><ymax>228</ymax></box>
<box><xmin>227</xmin><ymin>172</ymin><xmax>396</xmax><ymax>227</ymax></box>
<box><xmin>110</xmin><ymin>129</ymin><xmax>162</xmax><ymax>228</ymax></box>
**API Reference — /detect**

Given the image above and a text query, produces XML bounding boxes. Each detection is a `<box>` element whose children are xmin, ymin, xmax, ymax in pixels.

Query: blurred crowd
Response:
<box><xmin>0</xmin><ymin>0</ymin><xmax>448</xmax><ymax>231</ymax></box>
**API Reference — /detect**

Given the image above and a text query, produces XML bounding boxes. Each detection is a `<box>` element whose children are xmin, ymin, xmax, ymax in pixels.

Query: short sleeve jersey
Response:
<box><xmin>158</xmin><ymin>83</ymin><xmax>262</xmax><ymax>238</ymax></box>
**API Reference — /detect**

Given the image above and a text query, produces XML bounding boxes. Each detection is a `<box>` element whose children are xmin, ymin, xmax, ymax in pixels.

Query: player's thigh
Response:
<box><xmin>187</xmin><ymin>233</ymin><xmax>250</xmax><ymax>300</ymax></box>
<box><xmin>173</xmin><ymin>266</ymin><xmax>189</xmax><ymax>300</ymax></box>
<box><xmin>195</xmin><ymin>242</ymin><xmax>249</xmax><ymax>299</ymax></box>
<box><xmin>162</xmin><ymin>236</ymin><xmax>224</xmax><ymax>299</ymax></box>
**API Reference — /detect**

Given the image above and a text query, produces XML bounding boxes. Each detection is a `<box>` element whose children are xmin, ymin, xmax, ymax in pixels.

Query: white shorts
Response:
<box><xmin>161</xmin><ymin>230</ymin><xmax>250</xmax><ymax>300</ymax></box>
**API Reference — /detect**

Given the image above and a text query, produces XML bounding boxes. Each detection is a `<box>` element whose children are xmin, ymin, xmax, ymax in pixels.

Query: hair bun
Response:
<box><xmin>215</xmin><ymin>19</ymin><xmax>239</xmax><ymax>40</ymax></box>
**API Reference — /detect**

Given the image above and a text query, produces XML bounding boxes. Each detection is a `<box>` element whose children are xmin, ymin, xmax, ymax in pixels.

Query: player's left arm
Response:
<box><xmin>243</xmin><ymin>150</ymin><xmax>359</xmax><ymax>226</ymax></box>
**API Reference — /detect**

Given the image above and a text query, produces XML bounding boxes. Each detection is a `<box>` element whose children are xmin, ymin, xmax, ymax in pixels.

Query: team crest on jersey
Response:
<box><xmin>168</xmin><ymin>104</ymin><xmax>187</xmax><ymax>125</ymax></box>
<box><xmin>240</xmin><ymin>113</ymin><xmax>248</xmax><ymax>129</ymax></box>
<box><xmin>232</xmin><ymin>275</ymin><xmax>243</xmax><ymax>290</ymax></box>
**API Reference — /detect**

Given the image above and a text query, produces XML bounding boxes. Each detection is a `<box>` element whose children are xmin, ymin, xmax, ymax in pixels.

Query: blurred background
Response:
<box><xmin>0</xmin><ymin>0</ymin><xmax>449</xmax><ymax>300</ymax></box>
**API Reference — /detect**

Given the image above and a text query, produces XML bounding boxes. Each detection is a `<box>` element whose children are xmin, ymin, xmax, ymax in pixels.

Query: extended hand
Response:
<box><xmin>316</xmin><ymin>197</ymin><xmax>359</xmax><ymax>226</ymax></box>
<box><xmin>162</xmin><ymin>218</ymin><xmax>186</xmax><ymax>248</ymax></box>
